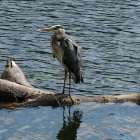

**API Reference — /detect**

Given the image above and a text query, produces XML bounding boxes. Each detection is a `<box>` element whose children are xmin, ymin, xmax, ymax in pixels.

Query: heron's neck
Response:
<box><xmin>53</xmin><ymin>31</ymin><xmax>65</xmax><ymax>37</ymax></box>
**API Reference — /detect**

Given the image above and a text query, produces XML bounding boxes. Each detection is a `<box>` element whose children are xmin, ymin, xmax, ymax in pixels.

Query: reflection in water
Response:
<box><xmin>57</xmin><ymin>107</ymin><xmax>83</xmax><ymax>140</ymax></box>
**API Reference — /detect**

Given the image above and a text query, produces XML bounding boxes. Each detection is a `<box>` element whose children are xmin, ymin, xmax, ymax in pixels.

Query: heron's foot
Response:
<box><xmin>69</xmin><ymin>95</ymin><xmax>74</xmax><ymax>104</ymax></box>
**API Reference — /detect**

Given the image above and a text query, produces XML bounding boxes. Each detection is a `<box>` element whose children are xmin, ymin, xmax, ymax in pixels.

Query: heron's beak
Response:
<box><xmin>39</xmin><ymin>28</ymin><xmax>51</xmax><ymax>31</ymax></box>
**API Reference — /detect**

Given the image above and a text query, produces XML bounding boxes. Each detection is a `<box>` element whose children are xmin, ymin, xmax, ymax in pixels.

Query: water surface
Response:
<box><xmin>0</xmin><ymin>0</ymin><xmax>140</xmax><ymax>139</ymax></box>
<box><xmin>0</xmin><ymin>103</ymin><xmax>140</xmax><ymax>140</ymax></box>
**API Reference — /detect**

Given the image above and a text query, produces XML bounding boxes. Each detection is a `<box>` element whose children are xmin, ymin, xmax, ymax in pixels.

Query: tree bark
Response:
<box><xmin>0</xmin><ymin>60</ymin><xmax>140</xmax><ymax>108</ymax></box>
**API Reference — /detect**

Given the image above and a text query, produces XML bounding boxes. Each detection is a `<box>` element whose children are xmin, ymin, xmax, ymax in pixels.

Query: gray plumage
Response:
<box><xmin>40</xmin><ymin>25</ymin><xmax>83</xmax><ymax>95</ymax></box>
<box><xmin>51</xmin><ymin>31</ymin><xmax>83</xmax><ymax>83</ymax></box>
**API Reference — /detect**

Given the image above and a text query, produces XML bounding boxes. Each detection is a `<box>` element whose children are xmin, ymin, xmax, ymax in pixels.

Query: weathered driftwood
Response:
<box><xmin>0</xmin><ymin>60</ymin><xmax>140</xmax><ymax>108</ymax></box>
<box><xmin>1</xmin><ymin>60</ymin><xmax>32</xmax><ymax>87</ymax></box>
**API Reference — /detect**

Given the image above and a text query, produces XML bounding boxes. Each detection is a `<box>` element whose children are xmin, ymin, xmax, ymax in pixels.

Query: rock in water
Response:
<box><xmin>1</xmin><ymin>60</ymin><xmax>32</xmax><ymax>87</ymax></box>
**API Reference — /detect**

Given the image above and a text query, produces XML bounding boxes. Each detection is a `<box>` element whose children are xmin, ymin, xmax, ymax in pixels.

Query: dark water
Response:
<box><xmin>0</xmin><ymin>0</ymin><xmax>140</xmax><ymax>139</ymax></box>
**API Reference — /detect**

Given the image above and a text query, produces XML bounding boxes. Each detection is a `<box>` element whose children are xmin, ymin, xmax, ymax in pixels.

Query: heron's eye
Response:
<box><xmin>54</xmin><ymin>27</ymin><xmax>59</xmax><ymax>30</ymax></box>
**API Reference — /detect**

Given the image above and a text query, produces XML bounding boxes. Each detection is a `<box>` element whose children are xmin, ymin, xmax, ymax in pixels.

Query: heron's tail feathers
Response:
<box><xmin>71</xmin><ymin>72</ymin><xmax>83</xmax><ymax>84</ymax></box>
<box><xmin>76</xmin><ymin>75</ymin><xmax>83</xmax><ymax>84</ymax></box>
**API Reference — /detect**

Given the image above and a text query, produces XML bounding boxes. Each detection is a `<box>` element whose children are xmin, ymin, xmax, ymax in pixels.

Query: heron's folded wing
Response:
<box><xmin>61</xmin><ymin>38</ymin><xmax>83</xmax><ymax>83</ymax></box>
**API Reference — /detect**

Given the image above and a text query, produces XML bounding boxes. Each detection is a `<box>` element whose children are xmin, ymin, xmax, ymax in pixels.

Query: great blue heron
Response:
<box><xmin>39</xmin><ymin>25</ymin><xmax>83</xmax><ymax>96</ymax></box>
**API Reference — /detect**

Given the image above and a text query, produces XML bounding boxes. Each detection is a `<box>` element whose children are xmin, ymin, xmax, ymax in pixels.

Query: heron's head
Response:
<box><xmin>39</xmin><ymin>25</ymin><xmax>65</xmax><ymax>34</ymax></box>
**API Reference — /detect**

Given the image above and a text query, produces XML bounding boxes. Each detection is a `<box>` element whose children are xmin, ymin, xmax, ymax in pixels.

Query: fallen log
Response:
<box><xmin>0</xmin><ymin>60</ymin><xmax>140</xmax><ymax>107</ymax></box>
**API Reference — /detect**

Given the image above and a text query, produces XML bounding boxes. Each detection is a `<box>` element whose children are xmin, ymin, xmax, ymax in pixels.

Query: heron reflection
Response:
<box><xmin>57</xmin><ymin>107</ymin><xmax>83</xmax><ymax>140</ymax></box>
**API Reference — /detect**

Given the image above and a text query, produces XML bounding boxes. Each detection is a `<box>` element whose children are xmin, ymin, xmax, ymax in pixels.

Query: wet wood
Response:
<box><xmin>0</xmin><ymin>60</ymin><xmax>140</xmax><ymax>107</ymax></box>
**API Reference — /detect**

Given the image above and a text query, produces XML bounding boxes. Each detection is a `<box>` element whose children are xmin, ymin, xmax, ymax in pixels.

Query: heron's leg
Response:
<box><xmin>69</xmin><ymin>74</ymin><xmax>71</xmax><ymax>96</ymax></box>
<box><xmin>69</xmin><ymin>74</ymin><xmax>74</xmax><ymax>104</ymax></box>
<box><xmin>62</xmin><ymin>69</ymin><xmax>67</xmax><ymax>94</ymax></box>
